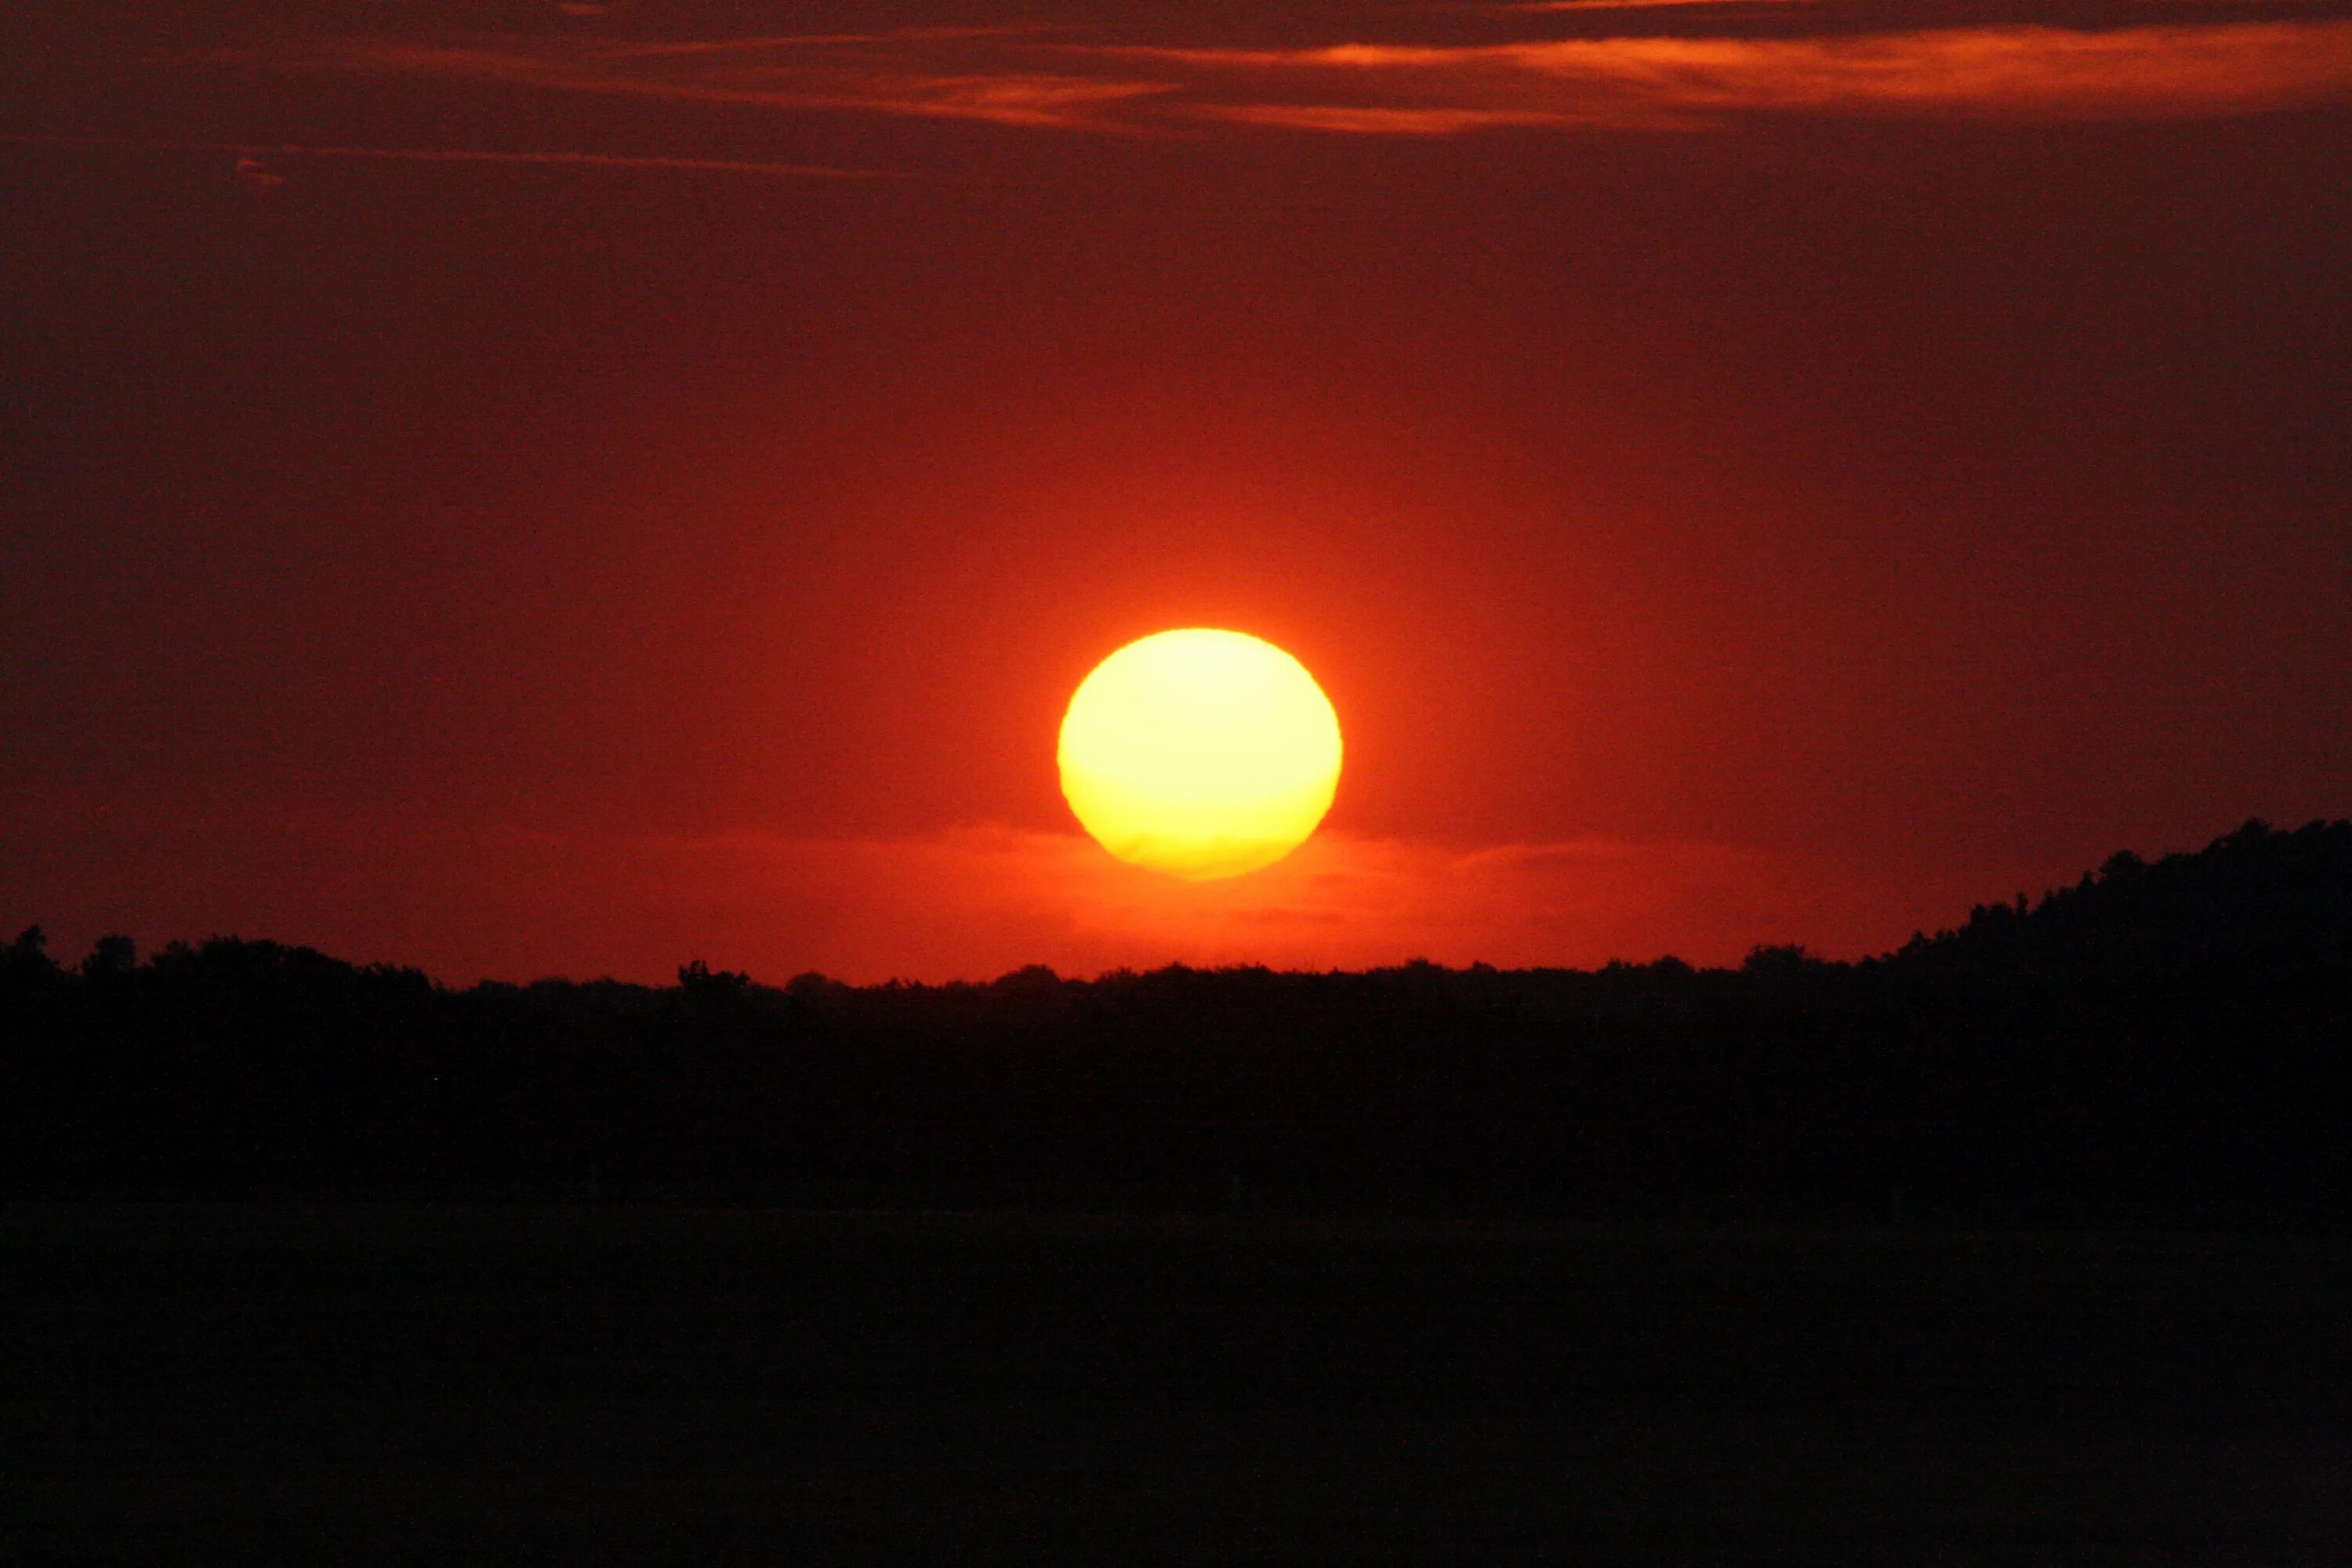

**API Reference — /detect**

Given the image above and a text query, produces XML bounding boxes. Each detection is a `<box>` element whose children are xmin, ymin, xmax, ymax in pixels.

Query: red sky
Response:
<box><xmin>5</xmin><ymin>0</ymin><xmax>2349</xmax><ymax>982</ymax></box>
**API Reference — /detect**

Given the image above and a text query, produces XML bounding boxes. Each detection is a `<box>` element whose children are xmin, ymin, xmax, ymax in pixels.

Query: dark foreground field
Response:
<box><xmin>5</xmin><ymin>1204</ymin><xmax>2349</xmax><ymax>1564</ymax></box>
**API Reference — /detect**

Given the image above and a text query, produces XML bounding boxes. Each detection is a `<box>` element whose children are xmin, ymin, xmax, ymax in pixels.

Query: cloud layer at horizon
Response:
<box><xmin>0</xmin><ymin>804</ymin><xmax>2064</xmax><ymax>986</ymax></box>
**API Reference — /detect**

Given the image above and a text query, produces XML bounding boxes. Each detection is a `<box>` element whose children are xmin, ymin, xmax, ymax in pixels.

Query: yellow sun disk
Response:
<box><xmin>1058</xmin><ymin>629</ymin><xmax>1342</xmax><ymax>880</ymax></box>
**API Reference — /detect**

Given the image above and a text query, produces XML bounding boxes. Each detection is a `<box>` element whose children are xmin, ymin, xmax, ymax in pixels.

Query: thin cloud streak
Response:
<box><xmin>0</xmin><ymin>800</ymin><xmax>2082</xmax><ymax>985</ymax></box>
<box><xmin>1208</xmin><ymin>104</ymin><xmax>1578</xmax><ymax>133</ymax></box>
<box><xmin>599</xmin><ymin>26</ymin><xmax>1046</xmax><ymax>60</ymax></box>
<box><xmin>488</xmin><ymin>824</ymin><xmax>1969</xmax><ymax>983</ymax></box>
<box><xmin>1141</xmin><ymin>20</ymin><xmax>2352</xmax><ymax>129</ymax></box>
<box><xmin>334</xmin><ymin>41</ymin><xmax>1175</xmax><ymax>130</ymax></box>
<box><xmin>0</xmin><ymin>131</ymin><xmax>898</xmax><ymax>179</ymax></box>
<box><xmin>1510</xmin><ymin>0</ymin><xmax>1824</xmax><ymax>11</ymax></box>
<box><xmin>284</xmin><ymin>15</ymin><xmax>2352</xmax><ymax>136</ymax></box>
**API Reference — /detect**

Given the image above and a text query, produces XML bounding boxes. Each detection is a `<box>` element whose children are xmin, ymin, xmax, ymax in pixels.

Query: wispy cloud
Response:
<box><xmin>275</xmin><ymin>12</ymin><xmax>2352</xmax><ymax>136</ymax></box>
<box><xmin>597</xmin><ymin>26</ymin><xmax>1046</xmax><ymax>60</ymax></box>
<box><xmin>18</xmin><ymin>6</ymin><xmax>2352</xmax><ymax>180</ymax></box>
<box><xmin>0</xmin><ymin>131</ymin><xmax>897</xmax><ymax>180</ymax></box>
<box><xmin>1208</xmin><ymin>103</ymin><xmax>1575</xmax><ymax>133</ymax></box>
<box><xmin>422</xmin><ymin>823</ymin><xmax>1952</xmax><ymax>983</ymax></box>
<box><xmin>16</xmin><ymin>9</ymin><xmax>2352</xmax><ymax>169</ymax></box>
<box><xmin>1508</xmin><ymin>0</ymin><xmax>1824</xmax><ymax>12</ymax></box>
<box><xmin>1</xmin><ymin>791</ymin><xmax>2069</xmax><ymax>985</ymax></box>
<box><xmin>1129</xmin><ymin>20</ymin><xmax>2352</xmax><ymax>130</ymax></box>
<box><xmin>230</xmin><ymin>153</ymin><xmax>285</xmax><ymax>193</ymax></box>
<box><xmin>328</xmin><ymin>38</ymin><xmax>1174</xmax><ymax>131</ymax></box>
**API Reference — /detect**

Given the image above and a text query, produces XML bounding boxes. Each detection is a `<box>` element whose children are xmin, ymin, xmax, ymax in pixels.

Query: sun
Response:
<box><xmin>1058</xmin><ymin>629</ymin><xmax>1343</xmax><ymax>880</ymax></box>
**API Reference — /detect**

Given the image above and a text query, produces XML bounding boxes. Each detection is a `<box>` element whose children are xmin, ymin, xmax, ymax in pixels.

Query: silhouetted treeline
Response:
<box><xmin>5</xmin><ymin>820</ymin><xmax>2350</xmax><ymax>1220</ymax></box>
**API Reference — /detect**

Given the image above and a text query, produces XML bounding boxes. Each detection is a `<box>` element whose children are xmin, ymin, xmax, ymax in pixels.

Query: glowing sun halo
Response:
<box><xmin>1058</xmin><ymin>629</ymin><xmax>1342</xmax><ymax>880</ymax></box>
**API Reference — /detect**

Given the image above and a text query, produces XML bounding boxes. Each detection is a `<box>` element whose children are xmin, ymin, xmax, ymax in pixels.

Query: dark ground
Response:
<box><xmin>4</xmin><ymin>1204</ymin><xmax>2349</xmax><ymax>1564</ymax></box>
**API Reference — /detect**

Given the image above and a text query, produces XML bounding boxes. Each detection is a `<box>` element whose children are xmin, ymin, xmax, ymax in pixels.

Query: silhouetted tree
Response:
<box><xmin>678</xmin><ymin>959</ymin><xmax>750</xmax><ymax>1002</ymax></box>
<box><xmin>80</xmin><ymin>934</ymin><xmax>135</xmax><ymax>982</ymax></box>
<box><xmin>4</xmin><ymin>924</ymin><xmax>59</xmax><ymax>985</ymax></box>
<box><xmin>2</xmin><ymin>821</ymin><xmax>2347</xmax><ymax>1219</ymax></box>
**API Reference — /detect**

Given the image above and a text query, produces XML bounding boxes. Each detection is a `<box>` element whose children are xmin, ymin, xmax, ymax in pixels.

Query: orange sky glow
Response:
<box><xmin>3</xmin><ymin>0</ymin><xmax>2347</xmax><ymax>982</ymax></box>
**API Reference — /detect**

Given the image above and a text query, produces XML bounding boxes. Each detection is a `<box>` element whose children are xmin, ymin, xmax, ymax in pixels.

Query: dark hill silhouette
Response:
<box><xmin>5</xmin><ymin>819</ymin><xmax>2349</xmax><ymax>1221</ymax></box>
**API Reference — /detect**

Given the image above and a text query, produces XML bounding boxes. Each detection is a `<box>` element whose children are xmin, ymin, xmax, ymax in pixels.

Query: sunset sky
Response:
<box><xmin>5</xmin><ymin>0</ymin><xmax>2348</xmax><ymax>982</ymax></box>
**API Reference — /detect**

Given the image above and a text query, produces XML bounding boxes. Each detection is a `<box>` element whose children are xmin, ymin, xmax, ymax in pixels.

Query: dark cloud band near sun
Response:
<box><xmin>0</xmin><ymin>804</ymin><xmax>2028</xmax><ymax>985</ymax></box>
<box><xmin>263</xmin><ymin>12</ymin><xmax>2352</xmax><ymax>136</ymax></box>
